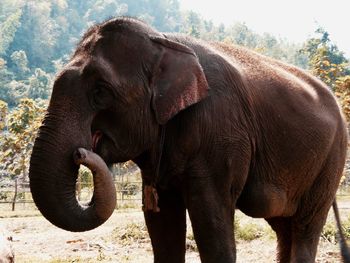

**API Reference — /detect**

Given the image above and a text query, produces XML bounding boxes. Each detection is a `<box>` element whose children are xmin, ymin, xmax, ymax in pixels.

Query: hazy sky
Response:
<box><xmin>179</xmin><ymin>0</ymin><xmax>350</xmax><ymax>57</ymax></box>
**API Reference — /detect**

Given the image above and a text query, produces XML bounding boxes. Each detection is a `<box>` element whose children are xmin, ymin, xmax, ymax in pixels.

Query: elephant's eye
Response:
<box><xmin>93</xmin><ymin>86</ymin><xmax>105</xmax><ymax>99</ymax></box>
<box><xmin>90</xmin><ymin>81</ymin><xmax>115</xmax><ymax>110</ymax></box>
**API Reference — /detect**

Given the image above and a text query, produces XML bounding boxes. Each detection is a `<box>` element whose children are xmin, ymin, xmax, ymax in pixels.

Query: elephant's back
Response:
<box><xmin>213</xmin><ymin>42</ymin><xmax>344</xmax><ymax>129</ymax></box>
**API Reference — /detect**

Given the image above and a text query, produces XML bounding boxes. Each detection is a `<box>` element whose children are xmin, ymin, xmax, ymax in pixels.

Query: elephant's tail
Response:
<box><xmin>333</xmin><ymin>200</ymin><xmax>350</xmax><ymax>263</ymax></box>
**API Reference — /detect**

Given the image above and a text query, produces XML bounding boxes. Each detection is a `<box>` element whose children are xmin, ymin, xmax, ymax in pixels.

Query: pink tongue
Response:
<box><xmin>92</xmin><ymin>131</ymin><xmax>102</xmax><ymax>151</ymax></box>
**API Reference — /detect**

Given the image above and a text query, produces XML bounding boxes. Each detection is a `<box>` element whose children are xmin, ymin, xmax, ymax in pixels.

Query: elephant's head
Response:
<box><xmin>29</xmin><ymin>18</ymin><xmax>209</xmax><ymax>232</ymax></box>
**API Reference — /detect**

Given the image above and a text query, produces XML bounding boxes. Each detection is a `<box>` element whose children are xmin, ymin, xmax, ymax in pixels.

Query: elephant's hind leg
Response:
<box><xmin>289</xmin><ymin>189</ymin><xmax>334</xmax><ymax>263</ymax></box>
<box><xmin>267</xmin><ymin>205</ymin><xmax>329</xmax><ymax>263</ymax></box>
<box><xmin>266</xmin><ymin>217</ymin><xmax>292</xmax><ymax>263</ymax></box>
<box><xmin>144</xmin><ymin>187</ymin><xmax>186</xmax><ymax>263</ymax></box>
<box><xmin>290</xmin><ymin>152</ymin><xmax>343</xmax><ymax>263</ymax></box>
<box><xmin>289</xmin><ymin>212</ymin><xmax>328</xmax><ymax>263</ymax></box>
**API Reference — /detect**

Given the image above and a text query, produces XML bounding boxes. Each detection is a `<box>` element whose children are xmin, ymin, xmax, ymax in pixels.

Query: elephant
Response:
<box><xmin>29</xmin><ymin>17</ymin><xmax>349</xmax><ymax>263</ymax></box>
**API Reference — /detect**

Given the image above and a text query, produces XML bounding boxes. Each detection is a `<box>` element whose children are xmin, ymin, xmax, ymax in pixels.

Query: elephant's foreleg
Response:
<box><xmin>144</xmin><ymin>187</ymin><xmax>186</xmax><ymax>263</ymax></box>
<box><xmin>185</xmin><ymin>176</ymin><xmax>236</xmax><ymax>263</ymax></box>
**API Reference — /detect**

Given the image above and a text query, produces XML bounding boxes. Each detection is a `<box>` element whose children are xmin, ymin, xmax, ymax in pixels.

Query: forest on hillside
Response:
<box><xmin>0</xmin><ymin>0</ymin><xmax>350</xmax><ymax>182</ymax></box>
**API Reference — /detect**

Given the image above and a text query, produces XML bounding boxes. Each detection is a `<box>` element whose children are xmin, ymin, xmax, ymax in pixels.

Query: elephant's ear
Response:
<box><xmin>150</xmin><ymin>36</ymin><xmax>209</xmax><ymax>125</ymax></box>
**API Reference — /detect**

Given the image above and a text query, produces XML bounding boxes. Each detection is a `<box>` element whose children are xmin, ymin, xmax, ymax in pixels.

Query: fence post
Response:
<box><xmin>121</xmin><ymin>166</ymin><xmax>124</xmax><ymax>203</ymax></box>
<box><xmin>77</xmin><ymin>175</ymin><xmax>81</xmax><ymax>201</ymax></box>
<box><xmin>12</xmin><ymin>179</ymin><xmax>17</xmax><ymax>211</ymax></box>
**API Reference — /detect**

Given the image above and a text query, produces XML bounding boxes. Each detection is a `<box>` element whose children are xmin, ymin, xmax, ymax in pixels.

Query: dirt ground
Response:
<box><xmin>0</xmin><ymin>208</ymin><xmax>345</xmax><ymax>263</ymax></box>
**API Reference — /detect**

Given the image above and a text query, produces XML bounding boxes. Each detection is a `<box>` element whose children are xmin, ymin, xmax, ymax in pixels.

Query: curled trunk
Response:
<box><xmin>73</xmin><ymin>148</ymin><xmax>116</xmax><ymax>222</ymax></box>
<box><xmin>30</xmin><ymin>123</ymin><xmax>116</xmax><ymax>232</ymax></box>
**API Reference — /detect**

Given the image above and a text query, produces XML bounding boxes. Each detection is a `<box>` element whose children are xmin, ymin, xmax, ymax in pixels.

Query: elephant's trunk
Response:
<box><xmin>74</xmin><ymin>148</ymin><xmax>116</xmax><ymax>222</ymax></box>
<box><xmin>29</xmin><ymin>112</ymin><xmax>116</xmax><ymax>232</ymax></box>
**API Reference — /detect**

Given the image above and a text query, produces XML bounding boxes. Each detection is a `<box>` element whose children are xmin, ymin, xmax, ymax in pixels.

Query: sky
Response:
<box><xmin>179</xmin><ymin>0</ymin><xmax>350</xmax><ymax>58</ymax></box>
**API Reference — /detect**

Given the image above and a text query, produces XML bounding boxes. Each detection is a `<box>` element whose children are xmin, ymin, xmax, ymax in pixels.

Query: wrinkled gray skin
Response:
<box><xmin>29</xmin><ymin>17</ymin><xmax>348</xmax><ymax>263</ymax></box>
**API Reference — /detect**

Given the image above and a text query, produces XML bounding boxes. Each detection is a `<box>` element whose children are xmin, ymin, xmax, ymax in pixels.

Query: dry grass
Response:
<box><xmin>0</xmin><ymin>208</ymin><xmax>349</xmax><ymax>262</ymax></box>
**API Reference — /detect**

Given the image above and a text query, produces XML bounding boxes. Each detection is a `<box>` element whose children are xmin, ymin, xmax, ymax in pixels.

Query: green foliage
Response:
<box><xmin>1</xmin><ymin>80</ymin><xmax>29</xmax><ymax>107</ymax></box>
<box><xmin>8</xmin><ymin>1</ymin><xmax>58</xmax><ymax>70</ymax></box>
<box><xmin>234</xmin><ymin>218</ymin><xmax>264</xmax><ymax>241</ymax></box>
<box><xmin>0</xmin><ymin>98</ymin><xmax>47</xmax><ymax>180</ymax></box>
<box><xmin>234</xmin><ymin>217</ymin><xmax>276</xmax><ymax>241</ymax></box>
<box><xmin>0</xmin><ymin>100</ymin><xmax>8</xmax><ymax>130</ymax></box>
<box><xmin>228</xmin><ymin>22</ymin><xmax>258</xmax><ymax>48</ymax></box>
<box><xmin>185</xmin><ymin>11</ymin><xmax>201</xmax><ymax>38</ymax></box>
<box><xmin>0</xmin><ymin>9</ymin><xmax>22</xmax><ymax>55</ymax></box>
<box><xmin>179</xmin><ymin>17</ymin><xmax>309</xmax><ymax>68</ymax></box>
<box><xmin>10</xmin><ymin>50</ymin><xmax>29</xmax><ymax>79</ymax></box>
<box><xmin>334</xmin><ymin>76</ymin><xmax>350</xmax><ymax>121</ymax></box>
<box><xmin>3</xmin><ymin>0</ymin><xmax>347</xmax><ymax>110</ymax></box>
<box><xmin>0</xmin><ymin>59</ymin><xmax>14</xmax><ymax>105</ymax></box>
<box><xmin>0</xmin><ymin>1</ymin><xmax>348</xmax><ymax>109</ymax></box>
<box><xmin>78</xmin><ymin>166</ymin><xmax>93</xmax><ymax>188</ymax></box>
<box><xmin>301</xmin><ymin>27</ymin><xmax>350</xmax><ymax>121</ymax></box>
<box><xmin>28</xmin><ymin>68</ymin><xmax>52</xmax><ymax>100</ymax></box>
<box><xmin>322</xmin><ymin>221</ymin><xmax>338</xmax><ymax>243</ymax></box>
<box><xmin>321</xmin><ymin>217</ymin><xmax>350</xmax><ymax>244</ymax></box>
<box><xmin>301</xmin><ymin>27</ymin><xmax>349</xmax><ymax>88</ymax></box>
<box><xmin>0</xmin><ymin>0</ymin><xmax>185</xmax><ymax>107</ymax></box>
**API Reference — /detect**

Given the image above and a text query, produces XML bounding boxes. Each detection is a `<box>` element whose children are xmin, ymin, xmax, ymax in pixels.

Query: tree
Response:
<box><xmin>0</xmin><ymin>98</ymin><xmax>47</xmax><ymax>181</ymax></box>
<box><xmin>334</xmin><ymin>76</ymin><xmax>350</xmax><ymax>121</ymax></box>
<box><xmin>301</xmin><ymin>28</ymin><xmax>350</xmax><ymax>123</ymax></box>
<box><xmin>186</xmin><ymin>11</ymin><xmax>201</xmax><ymax>38</ymax></box>
<box><xmin>0</xmin><ymin>100</ymin><xmax>8</xmax><ymax>131</ymax></box>
<box><xmin>301</xmin><ymin>27</ymin><xmax>349</xmax><ymax>88</ymax></box>
<box><xmin>85</xmin><ymin>0</ymin><xmax>128</xmax><ymax>24</ymax></box>
<box><xmin>28</xmin><ymin>68</ymin><xmax>53</xmax><ymax>100</ymax></box>
<box><xmin>0</xmin><ymin>9</ymin><xmax>22</xmax><ymax>56</ymax></box>
<box><xmin>218</xmin><ymin>23</ymin><xmax>226</xmax><ymax>41</ymax></box>
<box><xmin>228</xmin><ymin>22</ymin><xmax>258</xmax><ymax>48</ymax></box>
<box><xmin>1</xmin><ymin>80</ymin><xmax>29</xmax><ymax>107</ymax></box>
<box><xmin>0</xmin><ymin>58</ymin><xmax>14</xmax><ymax>104</ymax></box>
<box><xmin>8</xmin><ymin>1</ymin><xmax>58</xmax><ymax>70</ymax></box>
<box><xmin>10</xmin><ymin>50</ymin><xmax>29</xmax><ymax>79</ymax></box>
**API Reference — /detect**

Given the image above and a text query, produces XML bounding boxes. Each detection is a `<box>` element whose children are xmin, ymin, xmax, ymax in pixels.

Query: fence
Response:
<box><xmin>2</xmin><ymin>172</ymin><xmax>350</xmax><ymax>212</ymax></box>
<box><xmin>0</xmin><ymin>169</ymin><xmax>143</xmax><ymax>212</ymax></box>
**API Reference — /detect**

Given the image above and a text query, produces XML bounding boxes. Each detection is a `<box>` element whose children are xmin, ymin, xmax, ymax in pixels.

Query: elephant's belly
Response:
<box><xmin>236</xmin><ymin>183</ymin><xmax>296</xmax><ymax>218</ymax></box>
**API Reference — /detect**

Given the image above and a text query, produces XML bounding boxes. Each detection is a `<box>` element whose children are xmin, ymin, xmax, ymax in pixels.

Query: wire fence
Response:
<box><xmin>0</xmin><ymin>170</ymin><xmax>143</xmax><ymax>212</ymax></box>
<box><xmin>1</xmin><ymin>171</ymin><xmax>350</xmax><ymax>212</ymax></box>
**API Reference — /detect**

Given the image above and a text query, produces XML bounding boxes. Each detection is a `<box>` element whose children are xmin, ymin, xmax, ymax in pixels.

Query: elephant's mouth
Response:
<box><xmin>91</xmin><ymin>128</ymin><xmax>131</xmax><ymax>164</ymax></box>
<box><xmin>92</xmin><ymin>130</ymin><xmax>103</xmax><ymax>152</ymax></box>
<box><xmin>91</xmin><ymin>130</ymin><xmax>116</xmax><ymax>165</ymax></box>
